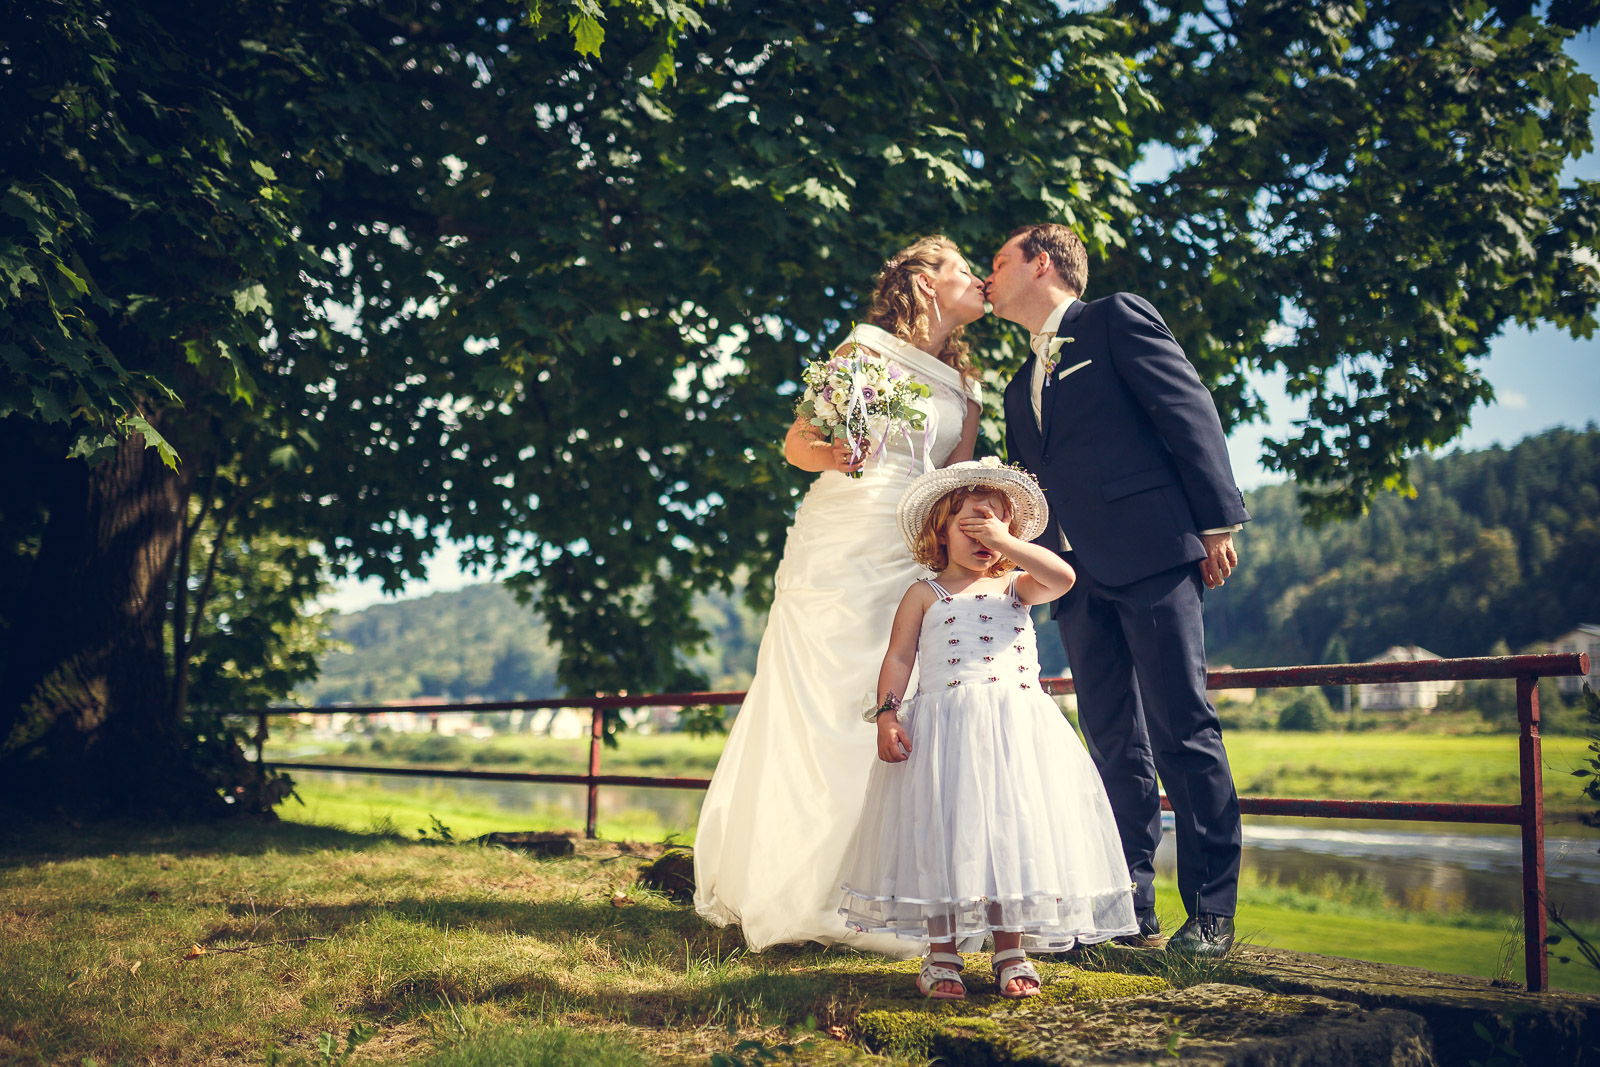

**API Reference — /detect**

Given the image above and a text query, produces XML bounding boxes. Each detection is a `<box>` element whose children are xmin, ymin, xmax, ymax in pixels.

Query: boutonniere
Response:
<box><xmin>1043</xmin><ymin>335</ymin><xmax>1075</xmax><ymax>374</ymax></box>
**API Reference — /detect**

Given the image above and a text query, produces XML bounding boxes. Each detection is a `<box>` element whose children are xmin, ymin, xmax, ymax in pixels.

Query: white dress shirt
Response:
<box><xmin>1028</xmin><ymin>297</ymin><xmax>1076</xmax><ymax>434</ymax></box>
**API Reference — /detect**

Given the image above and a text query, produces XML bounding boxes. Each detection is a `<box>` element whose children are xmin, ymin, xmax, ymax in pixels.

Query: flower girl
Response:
<box><xmin>837</xmin><ymin>459</ymin><xmax>1137</xmax><ymax>998</ymax></box>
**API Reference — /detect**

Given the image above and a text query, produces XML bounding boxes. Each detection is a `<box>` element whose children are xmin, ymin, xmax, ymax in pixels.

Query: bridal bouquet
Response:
<box><xmin>796</xmin><ymin>344</ymin><xmax>932</xmax><ymax>479</ymax></box>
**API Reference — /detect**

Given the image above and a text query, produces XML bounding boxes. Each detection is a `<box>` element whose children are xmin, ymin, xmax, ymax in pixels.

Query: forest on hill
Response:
<box><xmin>308</xmin><ymin>428</ymin><xmax>1600</xmax><ymax>704</ymax></box>
<box><xmin>309</xmin><ymin>581</ymin><xmax>765</xmax><ymax>706</ymax></box>
<box><xmin>1207</xmin><ymin>425</ymin><xmax>1600</xmax><ymax>667</ymax></box>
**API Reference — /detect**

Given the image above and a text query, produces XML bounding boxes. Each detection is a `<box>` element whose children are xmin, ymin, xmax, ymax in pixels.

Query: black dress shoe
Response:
<box><xmin>1166</xmin><ymin>913</ymin><xmax>1235</xmax><ymax>957</ymax></box>
<box><xmin>1112</xmin><ymin>909</ymin><xmax>1162</xmax><ymax>947</ymax></box>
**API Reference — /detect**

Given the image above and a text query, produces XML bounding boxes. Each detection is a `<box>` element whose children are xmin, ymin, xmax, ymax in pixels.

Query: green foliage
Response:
<box><xmin>185</xmin><ymin>707</ymin><xmax>297</xmax><ymax>816</ymax></box>
<box><xmin>1209</xmin><ymin>427</ymin><xmax>1600</xmax><ymax>667</ymax></box>
<box><xmin>1276</xmin><ymin>689</ymin><xmax>1333</xmax><ymax>732</ymax></box>
<box><xmin>264</xmin><ymin>1024</ymin><xmax>376</xmax><ymax>1067</ymax></box>
<box><xmin>1577</xmin><ymin>682</ymin><xmax>1600</xmax><ymax>832</ymax></box>
<box><xmin>1469</xmin><ymin>1013</ymin><xmax>1531</xmax><ymax>1067</ymax></box>
<box><xmin>182</xmin><ymin>522</ymin><xmax>334</xmax><ymax>714</ymax></box>
<box><xmin>1438</xmin><ymin>677</ymin><xmax>1521</xmax><ymax>727</ymax></box>
<box><xmin>1547</xmin><ymin>681</ymin><xmax>1600</xmax><ymax>977</ymax></box>
<box><xmin>1103</xmin><ymin>0</ymin><xmax>1600</xmax><ymax>521</ymax></box>
<box><xmin>417</xmin><ymin>814</ymin><xmax>456</xmax><ymax>842</ymax></box>
<box><xmin>3</xmin><ymin>0</ymin><xmax>1598</xmax><ymax>803</ymax></box>
<box><xmin>708</xmin><ymin>1021</ymin><xmax>817</xmax><ymax>1067</ymax></box>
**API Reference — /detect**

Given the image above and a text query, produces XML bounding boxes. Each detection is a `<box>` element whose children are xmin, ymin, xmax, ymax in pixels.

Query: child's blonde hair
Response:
<box><xmin>912</xmin><ymin>486</ymin><xmax>1019</xmax><ymax>578</ymax></box>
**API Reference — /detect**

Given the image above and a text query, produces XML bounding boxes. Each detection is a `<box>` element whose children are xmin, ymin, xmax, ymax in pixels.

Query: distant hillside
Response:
<box><xmin>306</xmin><ymin>579</ymin><xmax>765</xmax><ymax>704</ymax></box>
<box><xmin>1205</xmin><ymin>425</ymin><xmax>1600</xmax><ymax>667</ymax></box>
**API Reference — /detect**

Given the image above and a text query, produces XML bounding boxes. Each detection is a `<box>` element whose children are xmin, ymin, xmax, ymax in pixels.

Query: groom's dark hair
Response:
<box><xmin>1009</xmin><ymin>224</ymin><xmax>1088</xmax><ymax>296</ymax></box>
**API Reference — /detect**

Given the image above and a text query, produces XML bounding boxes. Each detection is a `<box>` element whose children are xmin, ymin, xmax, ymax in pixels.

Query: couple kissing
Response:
<box><xmin>694</xmin><ymin>224</ymin><xmax>1249</xmax><ymax>969</ymax></box>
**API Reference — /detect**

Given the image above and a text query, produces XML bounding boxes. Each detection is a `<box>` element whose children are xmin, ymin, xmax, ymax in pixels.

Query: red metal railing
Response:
<box><xmin>255</xmin><ymin>651</ymin><xmax>1589</xmax><ymax>993</ymax></box>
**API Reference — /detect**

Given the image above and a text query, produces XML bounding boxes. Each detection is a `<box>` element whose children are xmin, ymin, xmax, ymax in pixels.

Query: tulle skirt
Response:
<box><xmin>837</xmin><ymin>684</ymin><xmax>1138</xmax><ymax>949</ymax></box>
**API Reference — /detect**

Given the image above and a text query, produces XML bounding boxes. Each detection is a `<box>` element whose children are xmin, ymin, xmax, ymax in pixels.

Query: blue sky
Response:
<box><xmin>323</xmin><ymin>28</ymin><xmax>1600</xmax><ymax>613</ymax></box>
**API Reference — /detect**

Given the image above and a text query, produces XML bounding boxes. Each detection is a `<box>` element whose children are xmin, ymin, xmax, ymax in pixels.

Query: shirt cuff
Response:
<box><xmin>1200</xmin><ymin>525</ymin><xmax>1244</xmax><ymax>536</ymax></box>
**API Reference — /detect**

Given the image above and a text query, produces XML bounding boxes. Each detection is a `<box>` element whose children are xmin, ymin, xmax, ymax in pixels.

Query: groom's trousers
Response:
<box><xmin>1053</xmin><ymin>554</ymin><xmax>1242</xmax><ymax>919</ymax></box>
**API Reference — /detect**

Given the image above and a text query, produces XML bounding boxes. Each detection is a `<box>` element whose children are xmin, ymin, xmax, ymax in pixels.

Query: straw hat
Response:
<box><xmin>896</xmin><ymin>457</ymin><xmax>1050</xmax><ymax>551</ymax></box>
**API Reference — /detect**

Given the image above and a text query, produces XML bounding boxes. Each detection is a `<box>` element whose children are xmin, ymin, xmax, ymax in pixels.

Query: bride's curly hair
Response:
<box><xmin>865</xmin><ymin>235</ymin><xmax>975</xmax><ymax>384</ymax></box>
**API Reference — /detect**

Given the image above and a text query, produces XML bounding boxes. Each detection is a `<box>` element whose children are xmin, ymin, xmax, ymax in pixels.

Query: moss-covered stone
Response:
<box><xmin>856</xmin><ymin>1011</ymin><xmax>1019</xmax><ymax>1064</ymax></box>
<box><xmin>1227</xmin><ymin>945</ymin><xmax>1600</xmax><ymax>1067</ymax></box>
<box><xmin>853</xmin><ymin>958</ymin><xmax>1168</xmax><ymax>1060</ymax></box>
<box><xmin>861</xmin><ymin>983</ymin><xmax>1435</xmax><ymax>1065</ymax></box>
<box><xmin>636</xmin><ymin>847</ymin><xmax>694</xmax><ymax>903</ymax></box>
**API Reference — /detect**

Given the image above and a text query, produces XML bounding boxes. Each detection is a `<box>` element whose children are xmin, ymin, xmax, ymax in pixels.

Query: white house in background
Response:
<box><xmin>527</xmin><ymin>707</ymin><xmax>591</xmax><ymax>739</ymax></box>
<box><xmin>1357</xmin><ymin>645</ymin><xmax>1458</xmax><ymax>711</ymax></box>
<box><xmin>1551</xmin><ymin>624</ymin><xmax>1600</xmax><ymax>698</ymax></box>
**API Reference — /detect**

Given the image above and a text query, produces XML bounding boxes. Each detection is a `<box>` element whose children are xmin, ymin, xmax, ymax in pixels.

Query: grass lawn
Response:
<box><xmin>1</xmin><ymin>816</ymin><xmax>1595</xmax><ymax>1067</ymax></box>
<box><xmin>1224</xmin><ymin>731</ymin><xmax>1596</xmax><ymax>824</ymax></box>
<box><xmin>281</xmin><ymin>777</ymin><xmax>678</xmax><ymax>845</ymax></box>
<box><xmin>0</xmin><ymin>818</ymin><xmax>1172</xmax><ymax>1067</ymax></box>
<box><xmin>266</xmin><ymin>727</ymin><xmax>1596</xmax><ymax>822</ymax></box>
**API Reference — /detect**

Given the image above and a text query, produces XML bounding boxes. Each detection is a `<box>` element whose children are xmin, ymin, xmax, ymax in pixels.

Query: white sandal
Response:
<box><xmin>916</xmin><ymin>951</ymin><xmax>967</xmax><ymax>1000</ymax></box>
<box><xmin>991</xmin><ymin>947</ymin><xmax>1041</xmax><ymax>998</ymax></box>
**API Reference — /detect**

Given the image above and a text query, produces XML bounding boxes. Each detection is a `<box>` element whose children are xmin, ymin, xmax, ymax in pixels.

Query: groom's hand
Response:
<box><xmin>1199</xmin><ymin>532</ymin><xmax>1238</xmax><ymax>589</ymax></box>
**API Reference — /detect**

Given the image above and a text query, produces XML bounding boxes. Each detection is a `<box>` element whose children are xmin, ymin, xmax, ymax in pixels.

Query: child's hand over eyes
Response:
<box><xmin>957</xmin><ymin>503</ymin><xmax>1012</xmax><ymax>550</ymax></box>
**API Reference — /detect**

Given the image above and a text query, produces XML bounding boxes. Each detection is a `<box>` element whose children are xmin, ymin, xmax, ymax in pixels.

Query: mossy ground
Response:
<box><xmin>854</xmin><ymin>966</ymin><xmax>1167</xmax><ymax>1061</ymax></box>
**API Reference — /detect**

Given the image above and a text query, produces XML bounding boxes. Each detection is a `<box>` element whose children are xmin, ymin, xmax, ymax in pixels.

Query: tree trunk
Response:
<box><xmin>0</xmin><ymin>432</ymin><xmax>222</xmax><ymax>816</ymax></box>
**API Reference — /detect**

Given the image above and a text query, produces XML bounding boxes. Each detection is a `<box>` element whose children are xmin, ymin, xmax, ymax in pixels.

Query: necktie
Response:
<box><xmin>1031</xmin><ymin>331</ymin><xmax>1058</xmax><ymax>379</ymax></box>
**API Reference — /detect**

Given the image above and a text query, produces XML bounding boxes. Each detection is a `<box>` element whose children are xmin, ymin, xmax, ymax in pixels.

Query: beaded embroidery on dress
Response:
<box><xmin>837</xmin><ymin>576</ymin><xmax>1138</xmax><ymax>948</ymax></box>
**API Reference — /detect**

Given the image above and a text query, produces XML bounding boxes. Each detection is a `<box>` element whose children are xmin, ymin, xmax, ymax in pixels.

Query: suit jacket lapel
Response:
<box><xmin>1040</xmin><ymin>301</ymin><xmax>1088</xmax><ymax>444</ymax></box>
<box><xmin>1005</xmin><ymin>356</ymin><xmax>1042</xmax><ymax>461</ymax></box>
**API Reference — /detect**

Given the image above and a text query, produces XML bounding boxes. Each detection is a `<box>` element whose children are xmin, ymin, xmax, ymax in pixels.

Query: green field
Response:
<box><xmin>267</xmin><ymin>727</ymin><xmax>1599</xmax><ymax>826</ymax></box>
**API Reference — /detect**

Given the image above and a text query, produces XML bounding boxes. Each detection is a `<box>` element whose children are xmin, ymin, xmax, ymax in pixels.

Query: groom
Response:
<box><xmin>987</xmin><ymin>224</ymin><xmax>1249</xmax><ymax>956</ymax></box>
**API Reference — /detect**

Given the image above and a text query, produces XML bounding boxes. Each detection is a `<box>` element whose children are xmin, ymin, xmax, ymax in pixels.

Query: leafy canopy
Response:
<box><xmin>2</xmin><ymin>0</ymin><xmax>1596</xmax><ymax>714</ymax></box>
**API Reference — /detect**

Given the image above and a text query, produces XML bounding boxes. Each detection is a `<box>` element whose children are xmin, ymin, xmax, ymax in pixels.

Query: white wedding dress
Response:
<box><xmin>694</xmin><ymin>325</ymin><xmax>978</xmax><ymax>956</ymax></box>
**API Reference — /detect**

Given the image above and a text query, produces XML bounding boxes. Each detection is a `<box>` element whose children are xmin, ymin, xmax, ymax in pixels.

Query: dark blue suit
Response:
<box><xmin>1004</xmin><ymin>292</ymin><xmax>1249</xmax><ymax>919</ymax></box>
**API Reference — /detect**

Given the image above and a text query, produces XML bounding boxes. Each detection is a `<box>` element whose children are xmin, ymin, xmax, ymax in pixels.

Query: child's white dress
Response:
<box><xmin>837</xmin><ymin>575</ymin><xmax>1139</xmax><ymax>948</ymax></box>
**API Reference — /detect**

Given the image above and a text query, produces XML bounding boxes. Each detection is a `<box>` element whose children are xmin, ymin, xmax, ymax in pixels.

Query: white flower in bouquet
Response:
<box><xmin>796</xmin><ymin>340</ymin><xmax>933</xmax><ymax>480</ymax></box>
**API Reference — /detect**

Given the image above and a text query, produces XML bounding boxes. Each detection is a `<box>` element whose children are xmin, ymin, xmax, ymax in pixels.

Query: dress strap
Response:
<box><xmin>1006</xmin><ymin>572</ymin><xmax>1021</xmax><ymax>604</ymax></box>
<box><xmin>924</xmin><ymin>578</ymin><xmax>951</xmax><ymax>599</ymax></box>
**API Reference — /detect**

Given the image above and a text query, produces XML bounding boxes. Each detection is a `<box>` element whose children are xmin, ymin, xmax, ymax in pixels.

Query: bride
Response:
<box><xmin>694</xmin><ymin>235</ymin><xmax>988</xmax><ymax>954</ymax></box>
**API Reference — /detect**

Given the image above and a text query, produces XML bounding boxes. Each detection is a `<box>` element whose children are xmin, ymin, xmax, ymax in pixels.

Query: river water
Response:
<box><xmin>291</xmin><ymin>769</ymin><xmax>1600</xmax><ymax>925</ymax></box>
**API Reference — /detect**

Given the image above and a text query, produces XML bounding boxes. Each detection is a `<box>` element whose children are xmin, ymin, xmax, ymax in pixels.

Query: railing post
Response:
<box><xmin>586</xmin><ymin>706</ymin><xmax>602</xmax><ymax>839</ymax></box>
<box><xmin>1516</xmin><ymin>674</ymin><xmax>1548</xmax><ymax>992</ymax></box>
<box><xmin>255</xmin><ymin>712</ymin><xmax>268</xmax><ymax>766</ymax></box>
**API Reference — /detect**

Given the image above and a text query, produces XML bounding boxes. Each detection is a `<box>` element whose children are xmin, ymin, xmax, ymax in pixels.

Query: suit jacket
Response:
<box><xmin>1003</xmin><ymin>292</ymin><xmax>1250</xmax><ymax>590</ymax></box>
